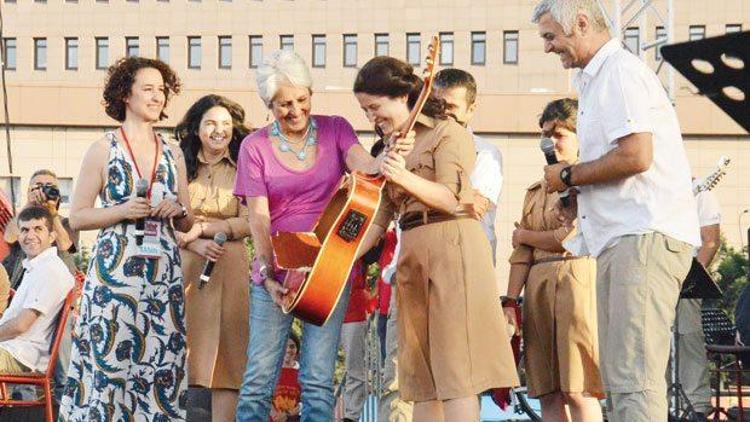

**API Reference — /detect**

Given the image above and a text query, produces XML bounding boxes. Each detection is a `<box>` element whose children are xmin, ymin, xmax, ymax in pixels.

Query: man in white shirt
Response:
<box><xmin>0</xmin><ymin>205</ymin><xmax>74</xmax><ymax>375</ymax></box>
<box><xmin>532</xmin><ymin>1</ymin><xmax>701</xmax><ymax>420</ymax></box>
<box><xmin>433</xmin><ymin>68</ymin><xmax>504</xmax><ymax>259</ymax></box>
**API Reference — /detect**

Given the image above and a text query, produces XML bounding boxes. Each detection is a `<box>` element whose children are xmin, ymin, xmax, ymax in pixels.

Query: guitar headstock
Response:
<box><xmin>694</xmin><ymin>156</ymin><xmax>731</xmax><ymax>195</ymax></box>
<box><xmin>421</xmin><ymin>35</ymin><xmax>440</xmax><ymax>93</ymax></box>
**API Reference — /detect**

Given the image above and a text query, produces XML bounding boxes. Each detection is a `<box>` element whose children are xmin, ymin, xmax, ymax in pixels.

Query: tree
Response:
<box><xmin>710</xmin><ymin>238</ymin><xmax>749</xmax><ymax>321</ymax></box>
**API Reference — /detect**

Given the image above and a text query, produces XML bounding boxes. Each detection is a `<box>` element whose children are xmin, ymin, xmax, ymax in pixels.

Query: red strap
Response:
<box><xmin>120</xmin><ymin>127</ymin><xmax>161</xmax><ymax>199</ymax></box>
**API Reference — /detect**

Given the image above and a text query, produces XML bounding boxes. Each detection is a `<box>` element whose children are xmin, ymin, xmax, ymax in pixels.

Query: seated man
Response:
<box><xmin>0</xmin><ymin>206</ymin><xmax>74</xmax><ymax>375</ymax></box>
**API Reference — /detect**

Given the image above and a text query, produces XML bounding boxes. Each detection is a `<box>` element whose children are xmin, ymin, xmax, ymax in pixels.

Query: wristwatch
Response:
<box><xmin>176</xmin><ymin>202</ymin><xmax>188</xmax><ymax>219</ymax></box>
<box><xmin>560</xmin><ymin>166</ymin><xmax>574</xmax><ymax>187</ymax></box>
<box><xmin>500</xmin><ymin>295</ymin><xmax>520</xmax><ymax>308</ymax></box>
<box><xmin>258</xmin><ymin>263</ymin><xmax>273</xmax><ymax>281</ymax></box>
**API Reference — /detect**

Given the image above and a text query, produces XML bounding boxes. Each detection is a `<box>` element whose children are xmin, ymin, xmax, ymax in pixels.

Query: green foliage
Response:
<box><xmin>73</xmin><ymin>245</ymin><xmax>91</xmax><ymax>272</ymax></box>
<box><xmin>711</xmin><ymin>238</ymin><xmax>749</xmax><ymax>320</ymax></box>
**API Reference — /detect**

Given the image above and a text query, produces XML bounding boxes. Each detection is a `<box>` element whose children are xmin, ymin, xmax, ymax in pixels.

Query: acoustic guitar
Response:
<box><xmin>271</xmin><ymin>36</ymin><xmax>441</xmax><ymax>326</ymax></box>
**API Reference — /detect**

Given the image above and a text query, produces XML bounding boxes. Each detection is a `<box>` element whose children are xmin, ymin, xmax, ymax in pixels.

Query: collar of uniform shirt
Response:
<box><xmin>573</xmin><ymin>37</ymin><xmax>622</xmax><ymax>90</ymax></box>
<box><xmin>21</xmin><ymin>246</ymin><xmax>59</xmax><ymax>271</ymax></box>
<box><xmin>197</xmin><ymin>148</ymin><xmax>236</xmax><ymax>166</ymax></box>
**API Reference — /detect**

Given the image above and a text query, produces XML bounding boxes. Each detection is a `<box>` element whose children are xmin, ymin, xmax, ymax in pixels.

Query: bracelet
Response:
<box><xmin>500</xmin><ymin>295</ymin><xmax>520</xmax><ymax>308</ymax></box>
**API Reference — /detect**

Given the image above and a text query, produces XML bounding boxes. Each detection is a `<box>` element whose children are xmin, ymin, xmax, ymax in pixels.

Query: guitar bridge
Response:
<box><xmin>337</xmin><ymin>210</ymin><xmax>367</xmax><ymax>242</ymax></box>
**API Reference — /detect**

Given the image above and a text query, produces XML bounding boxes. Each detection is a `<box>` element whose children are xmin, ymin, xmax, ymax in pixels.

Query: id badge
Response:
<box><xmin>138</xmin><ymin>219</ymin><xmax>162</xmax><ymax>259</ymax></box>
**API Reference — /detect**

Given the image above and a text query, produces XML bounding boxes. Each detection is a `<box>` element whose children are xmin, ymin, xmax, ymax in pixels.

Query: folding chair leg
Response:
<box><xmin>44</xmin><ymin>380</ymin><xmax>53</xmax><ymax>422</ymax></box>
<box><xmin>736</xmin><ymin>358</ymin><xmax>745</xmax><ymax>422</ymax></box>
<box><xmin>0</xmin><ymin>382</ymin><xmax>6</xmax><ymax>400</ymax></box>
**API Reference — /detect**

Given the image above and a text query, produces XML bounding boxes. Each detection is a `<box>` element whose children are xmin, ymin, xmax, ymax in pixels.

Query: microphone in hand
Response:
<box><xmin>134</xmin><ymin>178</ymin><xmax>149</xmax><ymax>246</ymax></box>
<box><xmin>199</xmin><ymin>232</ymin><xmax>228</xmax><ymax>289</ymax></box>
<box><xmin>539</xmin><ymin>137</ymin><xmax>571</xmax><ymax>207</ymax></box>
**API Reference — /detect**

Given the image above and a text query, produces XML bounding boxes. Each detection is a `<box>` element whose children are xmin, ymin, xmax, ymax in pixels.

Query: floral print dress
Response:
<box><xmin>59</xmin><ymin>132</ymin><xmax>187</xmax><ymax>421</ymax></box>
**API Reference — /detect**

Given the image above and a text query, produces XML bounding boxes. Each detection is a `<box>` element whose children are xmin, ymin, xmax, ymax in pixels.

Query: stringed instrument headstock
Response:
<box><xmin>693</xmin><ymin>156</ymin><xmax>731</xmax><ymax>196</ymax></box>
<box><xmin>398</xmin><ymin>35</ymin><xmax>440</xmax><ymax>137</ymax></box>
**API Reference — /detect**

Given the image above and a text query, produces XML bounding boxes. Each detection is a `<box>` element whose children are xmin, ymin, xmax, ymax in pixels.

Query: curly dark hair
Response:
<box><xmin>353</xmin><ymin>56</ymin><xmax>447</xmax><ymax>125</ymax></box>
<box><xmin>539</xmin><ymin>98</ymin><xmax>578</xmax><ymax>132</ymax></box>
<box><xmin>175</xmin><ymin>95</ymin><xmax>251</xmax><ymax>182</ymax></box>
<box><xmin>102</xmin><ymin>57</ymin><xmax>182</xmax><ymax>122</ymax></box>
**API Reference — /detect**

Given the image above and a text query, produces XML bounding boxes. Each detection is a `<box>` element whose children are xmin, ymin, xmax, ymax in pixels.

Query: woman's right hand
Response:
<box><xmin>119</xmin><ymin>197</ymin><xmax>151</xmax><ymax>221</ymax></box>
<box><xmin>188</xmin><ymin>238</ymin><xmax>226</xmax><ymax>262</ymax></box>
<box><xmin>264</xmin><ymin>278</ymin><xmax>290</xmax><ymax>308</ymax></box>
<box><xmin>503</xmin><ymin>306</ymin><xmax>521</xmax><ymax>337</ymax></box>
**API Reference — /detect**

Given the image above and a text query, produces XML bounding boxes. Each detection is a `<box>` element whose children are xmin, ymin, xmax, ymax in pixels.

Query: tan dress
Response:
<box><xmin>181</xmin><ymin>150</ymin><xmax>251</xmax><ymax>390</ymax></box>
<box><xmin>509</xmin><ymin>180</ymin><xmax>603</xmax><ymax>398</ymax></box>
<box><xmin>374</xmin><ymin>114</ymin><xmax>518</xmax><ymax>402</ymax></box>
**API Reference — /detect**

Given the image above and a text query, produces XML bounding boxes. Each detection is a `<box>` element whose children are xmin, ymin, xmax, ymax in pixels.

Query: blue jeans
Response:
<box><xmin>236</xmin><ymin>283</ymin><xmax>350</xmax><ymax>421</ymax></box>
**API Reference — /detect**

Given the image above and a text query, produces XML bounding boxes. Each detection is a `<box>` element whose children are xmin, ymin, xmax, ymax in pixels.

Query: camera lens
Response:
<box><xmin>42</xmin><ymin>185</ymin><xmax>60</xmax><ymax>200</ymax></box>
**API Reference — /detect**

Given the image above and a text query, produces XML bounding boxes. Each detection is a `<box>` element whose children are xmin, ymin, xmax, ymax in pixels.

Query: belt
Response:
<box><xmin>398</xmin><ymin>210</ymin><xmax>470</xmax><ymax>231</ymax></box>
<box><xmin>532</xmin><ymin>255</ymin><xmax>586</xmax><ymax>266</ymax></box>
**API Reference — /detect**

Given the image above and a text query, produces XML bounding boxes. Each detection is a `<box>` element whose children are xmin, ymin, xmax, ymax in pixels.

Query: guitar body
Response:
<box><xmin>271</xmin><ymin>172</ymin><xmax>386</xmax><ymax>326</ymax></box>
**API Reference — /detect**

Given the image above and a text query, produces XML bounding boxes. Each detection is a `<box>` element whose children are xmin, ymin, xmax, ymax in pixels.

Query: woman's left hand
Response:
<box><xmin>511</xmin><ymin>222</ymin><xmax>526</xmax><ymax>248</ymax></box>
<box><xmin>151</xmin><ymin>199</ymin><xmax>184</xmax><ymax>220</ymax></box>
<box><xmin>176</xmin><ymin>222</ymin><xmax>202</xmax><ymax>248</ymax></box>
<box><xmin>380</xmin><ymin>151</ymin><xmax>409</xmax><ymax>186</ymax></box>
<box><xmin>388</xmin><ymin>130</ymin><xmax>416</xmax><ymax>157</ymax></box>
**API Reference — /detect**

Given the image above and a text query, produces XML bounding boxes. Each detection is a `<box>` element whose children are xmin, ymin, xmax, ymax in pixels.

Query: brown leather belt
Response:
<box><xmin>532</xmin><ymin>255</ymin><xmax>586</xmax><ymax>265</ymax></box>
<box><xmin>398</xmin><ymin>210</ymin><xmax>470</xmax><ymax>231</ymax></box>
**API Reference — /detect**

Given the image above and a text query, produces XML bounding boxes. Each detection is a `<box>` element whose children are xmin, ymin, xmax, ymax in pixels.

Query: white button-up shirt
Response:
<box><xmin>565</xmin><ymin>38</ymin><xmax>701</xmax><ymax>257</ymax></box>
<box><xmin>469</xmin><ymin>132</ymin><xmax>504</xmax><ymax>257</ymax></box>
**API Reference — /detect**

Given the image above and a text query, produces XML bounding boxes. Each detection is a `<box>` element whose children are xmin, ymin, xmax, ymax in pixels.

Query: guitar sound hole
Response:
<box><xmin>338</xmin><ymin>210</ymin><xmax>367</xmax><ymax>242</ymax></box>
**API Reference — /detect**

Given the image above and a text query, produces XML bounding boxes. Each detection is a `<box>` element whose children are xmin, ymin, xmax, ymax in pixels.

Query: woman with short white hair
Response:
<box><xmin>233</xmin><ymin>50</ymin><xmax>411</xmax><ymax>421</ymax></box>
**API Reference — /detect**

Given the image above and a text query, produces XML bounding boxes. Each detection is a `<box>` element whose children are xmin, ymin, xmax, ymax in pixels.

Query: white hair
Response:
<box><xmin>531</xmin><ymin>0</ymin><xmax>610</xmax><ymax>35</ymax></box>
<box><xmin>255</xmin><ymin>50</ymin><xmax>313</xmax><ymax>107</ymax></box>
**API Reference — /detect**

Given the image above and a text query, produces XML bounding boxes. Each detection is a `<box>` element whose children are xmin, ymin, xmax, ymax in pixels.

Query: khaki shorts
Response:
<box><xmin>0</xmin><ymin>347</ymin><xmax>30</xmax><ymax>374</ymax></box>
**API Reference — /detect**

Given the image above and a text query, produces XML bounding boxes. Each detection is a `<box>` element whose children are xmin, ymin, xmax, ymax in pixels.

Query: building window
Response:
<box><xmin>312</xmin><ymin>35</ymin><xmax>326</xmax><ymax>68</ymax></box>
<box><xmin>624</xmin><ymin>27</ymin><xmax>639</xmax><ymax>55</ymax></box>
<box><xmin>249</xmin><ymin>35</ymin><xmax>262</xmax><ymax>68</ymax></box>
<box><xmin>406</xmin><ymin>33</ymin><xmax>420</xmax><ymax>66</ymax></box>
<box><xmin>219</xmin><ymin>36</ymin><xmax>232</xmax><ymax>69</ymax></box>
<box><xmin>2</xmin><ymin>38</ymin><xmax>16</xmax><ymax>71</ymax></box>
<box><xmin>280</xmin><ymin>35</ymin><xmax>294</xmax><ymax>51</ymax></box>
<box><xmin>439</xmin><ymin>32</ymin><xmax>453</xmax><ymax>66</ymax></box>
<box><xmin>503</xmin><ymin>30</ymin><xmax>519</xmax><ymax>64</ymax></box>
<box><xmin>689</xmin><ymin>25</ymin><xmax>705</xmax><ymax>41</ymax></box>
<box><xmin>471</xmin><ymin>32</ymin><xmax>486</xmax><ymax>65</ymax></box>
<box><xmin>34</xmin><ymin>38</ymin><xmax>47</xmax><ymax>70</ymax></box>
<box><xmin>374</xmin><ymin>33</ymin><xmax>389</xmax><ymax>56</ymax></box>
<box><xmin>655</xmin><ymin>26</ymin><xmax>666</xmax><ymax>60</ymax></box>
<box><xmin>343</xmin><ymin>34</ymin><xmax>357</xmax><ymax>67</ymax></box>
<box><xmin>156</xmin><ymin>37</ymin><xmax>169</xmax><ymax>63</ymax></box>
<box><xmin>125</xmin><ymin>37</ymin><xmax>139</xmax><ymax>57</ymax></box>
<box><xmin>65</xmin><ymin>37</ymin><xmax>78</xmax><ymax>70</ymax></box>
<box><xmin>0</xmin><ymin>177</ymin><xmax>21</xmax><ymax>207</ymax></box>
<box><xmin>96</xmin><ymin>37</ymin><xmax>109</xmax><ymax>69</ymax></box>
<box><xmin>188</xmin><ymin>36</ymin><xmax>201</xmax><ymax>69</ymax></box>
<box><xmin>726</xmin><ymin>24</ymin><xmax>742</xmax><ymax>34</ymax></box>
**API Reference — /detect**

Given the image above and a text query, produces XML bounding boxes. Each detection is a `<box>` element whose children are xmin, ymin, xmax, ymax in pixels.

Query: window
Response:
<box><xmin>343</xmin><ymin>34</ymin><xmax>357</xmax><ymax>67</ymax></box>
<box><xmin>406</xmin><ymin>33</ymin><xmax>420</xmax><ymax>66</ymax></box>
<box><xmin>188</xmin><ymin>36</ymin><xmax>201</xmax><ymax>69</ymax></box>
<box><xmin>280</xmin><ymin>35</ymin><xmax>294</xmax><ymax>51</ymax></box>
<box><xmin>2</xmin><ymin>38</ymin><xmax>16</xmax><ymax>70</ymax></box>
<box><xmin>219</xmin><ymin>36</ymin><xmax>232</xmax><ymax>69</ymax></box>
<box><xmin>374</xmin><ymin>33</ymin><xmax>389</xmax><ymax>56</ymax></box>
<box><xmin>249</xmin><ymin>35</ymin><xmax>262</xmax><ymax>68</ymax></box>
<box><xmin>689</xmin><ymin>25</ymin><xmax>705</xmax><ymax>41</ymax></box>
<box><xmin>96</xmin><ymin>37</ymin><xmax>109</xmax><ymax>69</ymax></box>
<box><xmin>439</xmin><ymin>32</ymin><xmax>453</xmax><ymax>66</ymax></box>
<box><xmin>34</xmin><ymin>38</ymin><xmax>47</xmax><ymax>70</ymax></box>
<box><xmin>624</xmin><ymin>27</ymin><xmax>639</xmax><ymax>55</ymax></box>
<box><xmin>726</xmin><ymin>24</ymin><xmax>742</xmax><ymax>34</ymax></box>
<box><xmin>312</xmin><ymin>35</ymin><xmax>326</xmax><ymax>68</ymax></box>
<box><xmin>655</xmin><ymin>26</ymin><xmax>666</xmax><ymax>60</ymax></box>
<box><xmin>503</xmin><ymin>30</ymin><xmax>519</xmax><ymax>64</ymax></box>
<box><xmin>471</xmin><ymin>32</ymin><xmax>486</xmax><ymax>65</ymax></box>
<box><xmin>0</xmin><ymin>177</ymin><xmax>21</xmax><ymax>207</ymax></box>
<box><xmin>156</xmin><ymin>37</ymin><xmax>169</xmax><ymax>63</ymax></box>
<box><xmin>58</xmin><ymin>178</ymin><xmax>73</xmax><ymax>207</ymax></box>
<box><xmin>125</xmin><ymin>37</ymin><xmax>139</xmax><ymax>57</ymax></box>
<box><xmin>65</xmin><ymin>37</ymin><xmax>78</xmax><ymax>70</ymax></box>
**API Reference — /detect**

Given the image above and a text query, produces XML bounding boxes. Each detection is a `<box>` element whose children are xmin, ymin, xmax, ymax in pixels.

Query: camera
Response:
<box><xmin>40</xmin><ymin>184</ymin><xmax>60</xmax><ymax>201</ymax></box>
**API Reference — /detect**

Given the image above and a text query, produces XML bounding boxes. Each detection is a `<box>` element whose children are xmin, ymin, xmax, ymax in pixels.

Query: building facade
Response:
<box><xmin>1</xmin><ymin>0</ymin><xmax>749</xmax><ymax>282</ymax></box>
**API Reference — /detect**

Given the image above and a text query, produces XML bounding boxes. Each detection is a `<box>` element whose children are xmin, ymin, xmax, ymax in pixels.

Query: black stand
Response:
<box><xmin>669</xmin><ymin>259</ymin><xmax>722</xmax><ymax>421</ymax></box>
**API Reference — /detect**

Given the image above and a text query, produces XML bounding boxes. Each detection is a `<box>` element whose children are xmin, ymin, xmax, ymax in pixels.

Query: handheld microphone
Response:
<box><xmin>199</xmin><ymin>232</ymin><xmax>228</xmax><ymax>289</ymax></box>
<box><xmin>134</xmin><ymin>178</ymin><xmax>149</xmax><ymax>246</ymax></box>
<box><xmin>539</xmin><ymin>138</ymin><xmax>571</xmax><ymax>207</ymax></box>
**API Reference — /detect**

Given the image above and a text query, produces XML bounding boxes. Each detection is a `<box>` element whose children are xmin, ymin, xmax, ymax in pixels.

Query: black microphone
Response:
<box><xmin>539</xmin><ymin>137</ymin><xmax>571</xmax><ymax>207</ymax></box>
<box><xmin>134</xmin><ymin>178</ymin><xmax>149</xmax><ymax>246</ymax></box>
<box><xmin>199</xmin><ymin>232</ymin><xmax>228</xmax><ymax>289</ymax></box>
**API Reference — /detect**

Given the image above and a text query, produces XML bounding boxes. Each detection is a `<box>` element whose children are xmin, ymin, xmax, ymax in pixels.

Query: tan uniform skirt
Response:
<box><xmin>395</xmin><ymin>219</ymin><xmax>518</xmax><ymax>402</ymax></box>
<box><xmin>522</xmin><ymin>258</ymin><xmax>604</xmax><ymax>398</ymax></box>
<box><xmin>182</xmin><ymin>239</ymin><xmax>249</xmax><ymax>390</ymax></box>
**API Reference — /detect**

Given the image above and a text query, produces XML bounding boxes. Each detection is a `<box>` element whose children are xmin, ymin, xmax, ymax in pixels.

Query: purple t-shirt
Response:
<box><xmin>234</xmin><ymin>115</ymin><xmax>359</xmax><ymax>284</ymax></box>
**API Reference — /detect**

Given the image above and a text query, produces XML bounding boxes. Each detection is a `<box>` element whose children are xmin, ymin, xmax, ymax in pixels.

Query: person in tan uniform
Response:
<box><xmin>175</xmin><ymin>94</ymin><xmax>252</xmax><ymax>422</ymax></box>
<box><xmin>354</xmin><ymin>56</ymin><xmax>518</xmax><ymax>422</ymax></box>
<box><xmin>503</xmin><ymin>99</ymin><xmax>604</xmax><ymax>422</ymax></box>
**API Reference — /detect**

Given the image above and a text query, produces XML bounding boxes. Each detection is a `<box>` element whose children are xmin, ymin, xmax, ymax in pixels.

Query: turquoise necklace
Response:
<box><xmin>270</xmin><ymin>118</ymin><xmax>318</xmax><ymax>161</ymax></box>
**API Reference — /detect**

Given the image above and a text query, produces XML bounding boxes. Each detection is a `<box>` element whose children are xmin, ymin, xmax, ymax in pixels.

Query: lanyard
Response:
<box><xmin>120</xmin><ymin>127</ymin><xmax>161</xmax><ymax>199</ymax></box>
